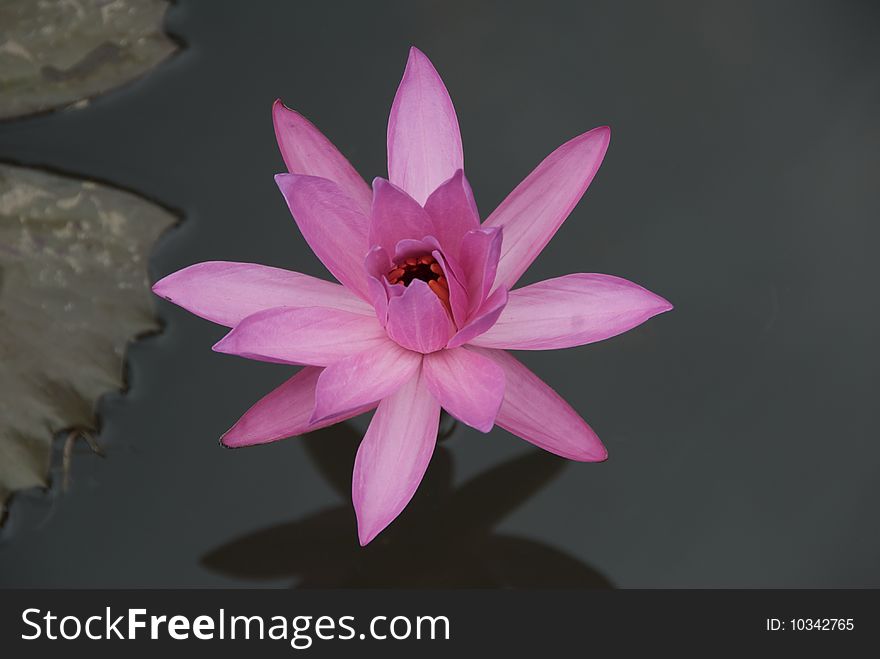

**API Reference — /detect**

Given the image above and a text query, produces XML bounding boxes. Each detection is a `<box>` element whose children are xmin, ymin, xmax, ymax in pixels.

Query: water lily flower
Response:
<box><xmin>153</xmin><ymin>47</ymin><xmax>672</xmax><ymax>545</ymax></box>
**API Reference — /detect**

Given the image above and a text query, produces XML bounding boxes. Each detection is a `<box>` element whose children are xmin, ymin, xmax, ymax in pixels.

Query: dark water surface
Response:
<box><xmin>1</xmin><ymin>0</ymin><xmax>878</xmax><ymax>587</ymax></box>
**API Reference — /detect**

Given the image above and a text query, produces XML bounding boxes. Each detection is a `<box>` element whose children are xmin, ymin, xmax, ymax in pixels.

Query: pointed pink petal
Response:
<box><xmin>369</xmin><ymin>178</ymin><xmax>435</xmax><ymax>256</ymax></box>
<box><xmin>423</xmin><ymin>347</ymin><xmax>504</xmax><ymax>432</ymax></box>
<box><xmin>384</xmin><ymin>279</ymin><xmax>455</xmax><ymax>353</ymax></box>
<box><xmin>458</xmin><ymin>226</ymin><xmax>503</xmax><ymax>315</ymax></box>
<box><xmin>471</xmin><ymin>347</ymin><xmax>607</xmax><ymax>461</ymax></box>
<box><xmin>353</xmin><ymin>370</ymin><xmax>440</xmax><ymax>544</ymax></box>
<box><xmin>273</xmin><ymin>100</ymin><xmax>372</xmax><ymax>215</ymax></box>
<box><xmin>423</xmin><ymin>170</ymin><xmax>480</xmax><ymax>257</ymax></box>
<box><xmin>275</xmin><ymin>174</ymin><xmax>371</xmax><ymax>301</ymax></box>
<box><xmin>485</xmin><ymin>126</ymin><xmax>611</xmax><ymax>291</ymax></box>
<box><xmin>221</xmin><ymin>367</ymin><xmax>376</xmax><ymax>448</ymax></box>
<box><xmin>470</xmin><ymin>273</ymin><xmax>673</xmax><ymax>350</ymax></box>
<box><xmin>387</xmin><ymin>47</ymin><xmax>464</xmax><ymax>205</ymax></box>
<box><xmin>212</xmin><ymin>306</ymin><xmax>388</xmax><ymax>366</ymax></box>
<box><xmin>312</xmin><ymin>341</ymin><xmax>421</xmax><ymax>423</ymax></box>
<box><xmin>447</xmin><ymin>287</ymin><xmax>508</xmax><ymax>348</ymax></box>
<box><xmin>152</xmin><ymin>261</ymin><xmax>372</xmax><ymax>328</ymax></box>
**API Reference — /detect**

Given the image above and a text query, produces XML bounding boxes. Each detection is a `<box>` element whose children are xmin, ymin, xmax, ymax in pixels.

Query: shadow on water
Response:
<box><xmin>201</xmin><ymin>420</ymin><xmax>613</xmax><ymax>588</ymax></box>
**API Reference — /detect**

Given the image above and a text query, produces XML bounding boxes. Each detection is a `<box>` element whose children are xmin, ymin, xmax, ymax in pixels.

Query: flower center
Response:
<box><xmin>387</xmin><ymin>254</ymin><xmax>449</xmax><ymax>306</ymax></box>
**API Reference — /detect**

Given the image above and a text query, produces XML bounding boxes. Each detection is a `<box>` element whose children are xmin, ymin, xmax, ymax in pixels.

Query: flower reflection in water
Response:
<box><xmin>202</xmin><ymin>419</ymin><xmax>612</xmax><ymax>588</ymax></box>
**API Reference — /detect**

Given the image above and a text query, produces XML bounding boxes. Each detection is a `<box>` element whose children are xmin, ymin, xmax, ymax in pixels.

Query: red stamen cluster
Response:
<box><xmin>387</xmin><ymin>254</ymin><xmax>450</xmax><ymax>306</ymax></box>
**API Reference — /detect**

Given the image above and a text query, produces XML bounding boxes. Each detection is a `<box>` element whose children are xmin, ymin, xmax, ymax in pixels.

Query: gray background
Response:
<box><xmin>1</xmin><ymin>0</ymin><xmax>878</xmax><ymax>587</ymax></box>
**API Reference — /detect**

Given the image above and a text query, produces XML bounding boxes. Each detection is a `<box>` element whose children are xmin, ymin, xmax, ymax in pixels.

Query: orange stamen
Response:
<box><xmin>386</xmin><ymin>253</ymin><xmax>453</xmax><ymax>313</ymax></box>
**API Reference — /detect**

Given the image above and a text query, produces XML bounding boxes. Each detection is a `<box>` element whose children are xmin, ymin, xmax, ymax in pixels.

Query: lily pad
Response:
<box><xmin>0</xmin><ymin>163</ymin><xmax>176</xmax><ymax>519</ymax></box>
<box><xmin>0</xmin><ymin>0</ymin><xmax>178</xmax><ymax>120</ymax></box>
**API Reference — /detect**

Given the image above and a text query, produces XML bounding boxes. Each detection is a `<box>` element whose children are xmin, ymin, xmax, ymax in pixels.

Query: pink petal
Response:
<box><xmin>485</xmin><ymin>126</ymin><xmax>611</xmax><ymax>291</ymax></box>
<box><xmin>431</xmin><ymin>247</ymin><xmax>469</xmax><ymax>328</ymax></box>
<box><xmin>273</xmin><ymin>100</ymin><xmax>372</xmax><ymax>215</ymax></box>
<box><xmin>369</xmin><ymin>178</ymin><xmax>435</xmax><ymax>256</ymax></box>
<box><xmin>275</xmin><ymin>174</ymin><xmax>371</xmax><ymax>301</ymax></box>
<box><xmin>364</xmin><ymin>246</ymin><xmax>395</xmax><ymax>325</ymax></box>
<box><xmin>221</xmin><ymin>367</ymin><xmax>376</xmax><ymax>448</ymax></box>
<box><xmin>423</xmin><ymin>347</ymin><xmax>504</xmax><ymax>432</ymax></box>
<box><xmin>447</xmin><ymin>287</ymin><xmax>508</xmax><ymax>348</ymax></box>
<box><xmin>352</xmin><ymin>370</ymin><xmax>440</xmax><ymax>544</ymax></box>
<box><xmin>471</xmin><ymin>347</ymin><xmax>607</xmax><ymax>461</ymax></box>
<box><xmin>152</xmin><ymin>261</ymin><xmax>372</xmax><ymax>328</ymax></box>
<box><xmin>384</xmin><ymin>279</ymin><xmax>455</xmax><ymax>353</ymax></box>
<box><xmin>387</xmin><ymin>47</ymin><xmax>464</xmax><ymax>205</ymax></box>
<box><xmin>423</xmin><ymin>170</ymin><xmax>480</xmax><ymax>257</ymax></box>
<box><xmin>470</xmin><ymin>273</ymin><xmax>673</xmax><ymax>350</ymax></box>
<box><xmin>212</xmin><ymin>306</ymin><xmax>388</xmax><ymax>366</ymax></box>
<box><xmin>457</xmin><ymin>226</ymin><xmax>503</xmax><ymax>315</ymax></box>
<box><xmin>367</xmin><ymin>277</ymin><xmax>389</xmax><ymax>326</ymax></box>
<box><xmin>312</xmin><ymin>341</ymin><xmax>422</xmax><ymax>423</ymax></box>
<box><xmin>391</xmin><ymin>237</ymin><xmax>435</xmax><ymax>261</ymax></box>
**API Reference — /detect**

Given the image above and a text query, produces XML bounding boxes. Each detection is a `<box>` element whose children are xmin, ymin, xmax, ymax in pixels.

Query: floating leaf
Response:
<box><xmin>0</xmin><ymin>0</ymin><xmax>178</xmax><ymax>120</ymax></box>
<box><xmin>0</xmin><ymin>163</ymin><xmax>175</xmax><ymax>518</ymax></box>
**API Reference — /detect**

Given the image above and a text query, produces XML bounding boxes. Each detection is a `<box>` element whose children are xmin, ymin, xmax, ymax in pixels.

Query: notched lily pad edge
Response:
<box><xmin>0</xmin><ymin>159</ymin><xmax>186</xmax><ymax>532</ymax></box>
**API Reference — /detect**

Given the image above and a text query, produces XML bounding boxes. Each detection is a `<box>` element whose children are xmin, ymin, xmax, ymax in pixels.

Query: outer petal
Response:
<box><xmin>212</xmin><ymin>307</ymin><xmax>388</xmax><ymax>366</ymax></box>
<box><xmin>387</xmin><ymin>47</ymin><xmax>464</xmax><ymax>205</ymax></box>
<box><xmin>385</xmin><ymin>279</ymin><xmax>455</xmax><ymax>353</ymax></box>
<box><xmin>447</xmin><ymin>287</ymin><xmax>508</xmax><ymax>348</ymax></box>
<box><xmin>470</xmin><ymin>273</ymin><xmax>673</xmax><ymax>350</ymax></box>
<box><xmin>485</xmin><ymin>126</ymin><xmax>611</xmax><ymax>291</ymax></box>
<box><xmin>221</xmin><ymin>367</ymin><xmax>376</xmax><ymax>448</ymax></box>
<box><xmin>152</xmin><ymin>261</ymin><xmax>372</xmax><ymax>327</ymax></box>
<box><xmin>470</xmin><ymin>347</ymin><xmax>607</xmax><ymax>462</ymax></box>
<box><xmin>458</xmin><ymin>226</ymin><xmax>503</xmax><ymax>315</ymax></box>
<box><xmin>273</xmin><ymin>100</ymin><xmax>372</xmax><ymax>215</ymax></box>
<box><xmin>311</xmin><ymin>341</ymin><xmax>422</xmax><ymax>423</ymax></box>
<box><xmin>369</xmin><ymin>178</ymin><xmax>435</xmax><ymax>256</ymax></box>
<box><xmin>353</xmin><ymin>369</ymin><xmax>440</xmax><ymax>545</ymax></box>
<box><xmin>423</xmin><ymin>170</ymin><xmax>480</xmax><ymax>257</ymax></box>
<box><xmin>275</xmin><ymin>174</ymin><xmax>371</xmax><ymax>301</ymax></box>
<box><xmin>423</xmin><ymin>347</ymin><xmax>504</xmax><ymax>432</ymax></box>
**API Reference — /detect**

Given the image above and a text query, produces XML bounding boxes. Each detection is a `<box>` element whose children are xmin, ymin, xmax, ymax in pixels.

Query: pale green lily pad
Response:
<box><xmin>0</xmin><ymin>163</ymin><xmax>176</xmax><ymax>518</ymax></box>
<box><xmin>0</xmin><ymin>0</ymin><xmax>178</xmax><ymax>120</ymax></box>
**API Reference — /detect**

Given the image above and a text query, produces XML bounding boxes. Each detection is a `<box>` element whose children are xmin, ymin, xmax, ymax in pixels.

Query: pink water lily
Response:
<box><xmin>153</xmin><ymin>47</ymin><xmax>672</xmax><ymax>545</ymax></box>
